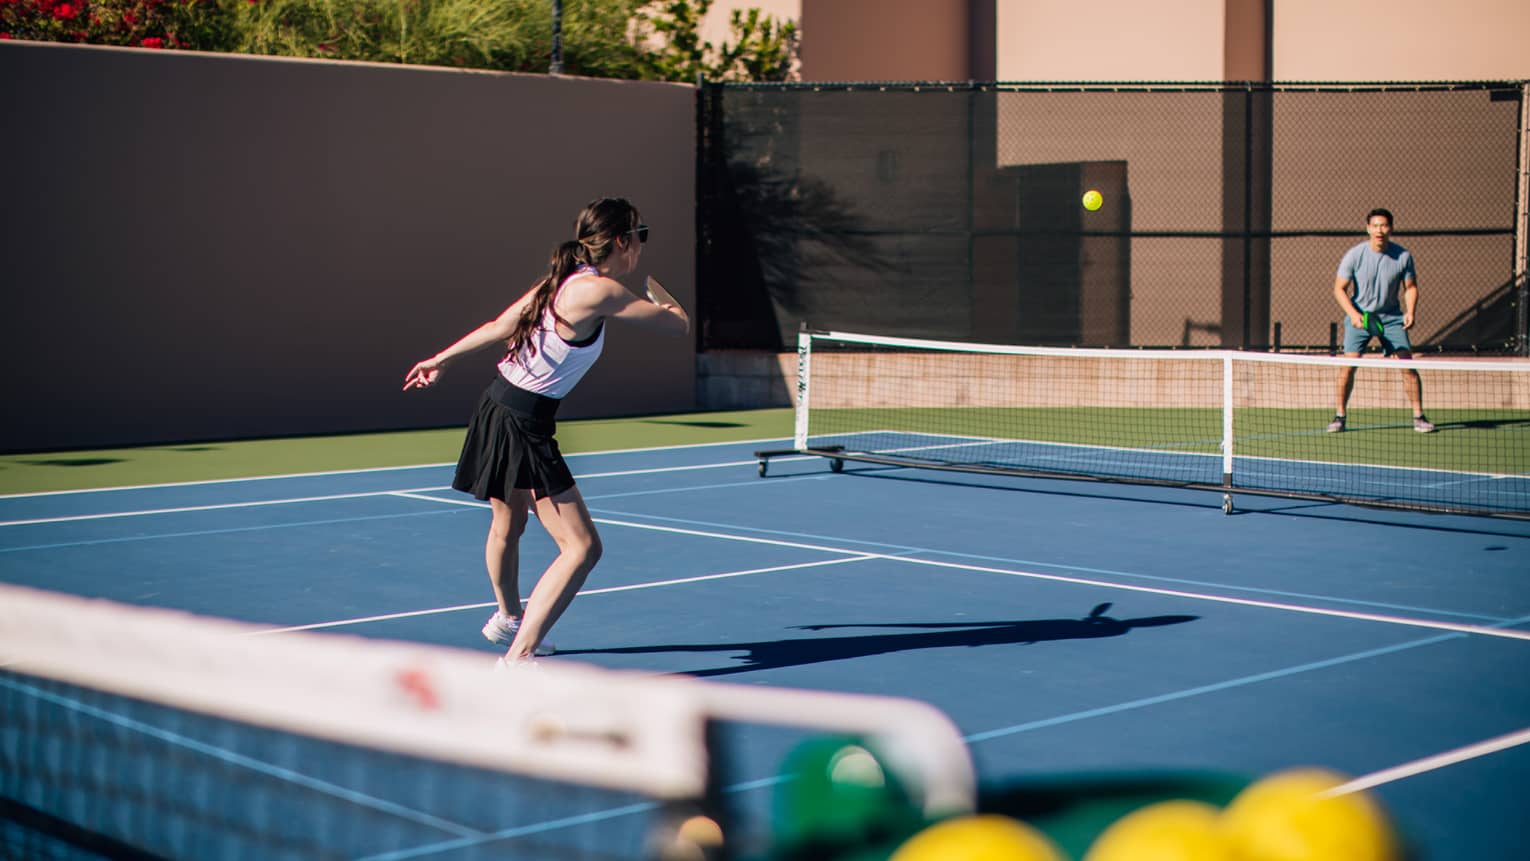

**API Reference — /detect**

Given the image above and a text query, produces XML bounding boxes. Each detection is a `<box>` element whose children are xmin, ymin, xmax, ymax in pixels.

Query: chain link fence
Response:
<box><xmin>698</xmin><ymin>82</ymin><xmax>1528</xmax><ymax>354</ymax></box>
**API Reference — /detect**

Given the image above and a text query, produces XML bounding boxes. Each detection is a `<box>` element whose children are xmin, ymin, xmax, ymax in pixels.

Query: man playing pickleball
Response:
<box><xmin>1327</xmin><ymin>207</ymin><xmax>1435</xmax><ymax>434</ymax></box>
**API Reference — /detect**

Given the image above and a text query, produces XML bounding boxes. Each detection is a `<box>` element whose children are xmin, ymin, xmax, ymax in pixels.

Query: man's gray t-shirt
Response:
<box><xmin>1336</xmin><ymin>241</ymin><xmax>1416</xmax><ymax>313</ymax></box>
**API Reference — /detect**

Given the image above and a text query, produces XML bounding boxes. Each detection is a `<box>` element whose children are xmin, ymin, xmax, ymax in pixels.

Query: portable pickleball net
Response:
<box><xmin>756</xmin><ymin>330</ymin><xmax>1530</xmax><ymax>518</ymax></box>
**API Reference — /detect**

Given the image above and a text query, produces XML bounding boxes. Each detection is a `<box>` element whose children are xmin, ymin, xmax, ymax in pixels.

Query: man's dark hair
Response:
<box><xmin>1367</xmin><ymin>208</ymin><xmax>1394</xmax><ymax>226</ymax></box>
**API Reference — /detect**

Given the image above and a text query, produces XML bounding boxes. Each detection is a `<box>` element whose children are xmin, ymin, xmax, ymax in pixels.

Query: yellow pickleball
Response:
<box><xmin>1220</xmin><ymin>768</ymin><xmax>1400</xmax><ymax>861</ymax></box>
<box><xmin>1082</xmin><ymin>189</ymin><xmax>1103</xmax><ymax>211</ymax></box>
<box><xmin>889</xmin><ymin>814</ymin><xmax>1064</xmax><ymax>861</ymax></box>
<box><xmin>1085</xmin><ymin>800</ymin><xmax>1231</xmax><ymax>861</ymax></box>
<box><xmin>651</xmin><ymin>814</ymin><xmax>724</xmax><ymax>861</ymax></box>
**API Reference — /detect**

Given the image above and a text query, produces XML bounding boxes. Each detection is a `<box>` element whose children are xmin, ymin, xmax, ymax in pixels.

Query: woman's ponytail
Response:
<box><xmin>503</xmin><ymin>198</ymin><xmax>640</xmax><ymax>366</ymax></box>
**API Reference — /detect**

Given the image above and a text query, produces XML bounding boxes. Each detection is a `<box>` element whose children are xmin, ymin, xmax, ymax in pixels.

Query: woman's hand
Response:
<box><xmin>403</xmin><ymin>356</ymin><xmax>446</xmax><ymax>390</ymax></box>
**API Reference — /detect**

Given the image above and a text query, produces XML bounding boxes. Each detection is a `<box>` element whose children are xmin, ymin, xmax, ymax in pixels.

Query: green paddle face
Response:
<box><xmin>1361</xmin><ymin>312</ymin><xmax>1394</xmax><ymax>356</ymax></box>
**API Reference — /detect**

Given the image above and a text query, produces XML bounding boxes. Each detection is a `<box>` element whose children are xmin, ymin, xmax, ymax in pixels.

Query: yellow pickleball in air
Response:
<box><xmin>889</xmin><ymin>814</ymin><xmax>1064</xmax><ymax>861</ymax></box>
<box><xmin>1085</xmin><ymin>800</ymin><xmax>1231</xmax><ymax>861</ymax></box>
<box><xmin>1220</xmin><ymin>768</ymin><xmax>1400</xmax><ymax>861</ymax></box>
<box><xmin>1082</xmin><ymin>189</ymin><xmax>1103</xmax><ymax>211</ymax></box>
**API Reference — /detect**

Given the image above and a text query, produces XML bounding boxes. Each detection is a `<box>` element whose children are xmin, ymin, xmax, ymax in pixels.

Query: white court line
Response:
<box><xmin>390</xmin><ymin>493</ymin><xmax>890</xmax><ymax>558</ymax></box>
<box><xmin>12</xmin><ymin>462</ymin><xmax>1527</xmax><ymax>642</ymax></box>
<box><xmin>0</xmin><ymin>455</ymin><xmax>819</xmax><ymax>527</ymax></box>
<box><xmin>382</xmin><ymin>494</ymin><xmax>1530</xmax><ymax>644</ymax></box>
<box><xmin>895</xmin><ymin>554</ymin><xmax>1530</xmax><ymax>642</ymax></box>
<box><xmin>0</xmin><ymin>436</ymin><xmax>795</xmax><ymax>499</ymax></box>
<box><xmin>388</xmin><ymin>491</ymin><xmax>484</xmax><ymax>509</ymax></box>
<box><xmin>0</xmin><ymin>462</ymin><xmax>455</xmax><ymax>499</ymax></box>
<box><xmin>379</xmin><ymin>507</ymin><xmax>1517</xmax><ymax>642</ymax></box>
<box><xmin>1325</xmin><ymin>726</ymin><xmax>1530</xmax><ymax>797</ymax></box>
<box><xmin>247</xmin><ymin>556</ymin><xmax>874</xmax><ymax>635</ymax></box>
<box><xmin>0</xmin><ymin>488</ymin><xmax>450</xmax><ymax>527</ymax></box>
<box><xmin>567</xmin><ymin>458</ymin><xmax>810</xmax><ymax>479</ymax></box>
<box><xmin>578</xmin><ymin>515</ymin><xmax>1530</xmax><ymax>643</ymax></box>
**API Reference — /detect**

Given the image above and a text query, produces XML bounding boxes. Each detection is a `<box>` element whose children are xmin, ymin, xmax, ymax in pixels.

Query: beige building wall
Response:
<box><xmin>1274</xmin><ymin>0</ymin><xmax>1530</xmax><ymax>80</ymax></box>
<box><xmin>798</xmin><ymin>0</ymin><xmax>976</xmax><ymax>82</ymax></box>
<box><xmin>700</xmin><ymin>0</ymin><xmax>802</xmax><ymax>59</ymax></box>
<box><xmin>995</xmin><ymin>0</ymin><xmax>1530</xmax><ymax>83</ymax></box>
<box><xmin>707</xmin><ymin>1</ymin><xmax>1530</xmax><ymax>82</ymax></box>
<box><xmin>996</xmin><ymin>0</ymin><xmax>1228</xmax><ymax>81</ymax></box>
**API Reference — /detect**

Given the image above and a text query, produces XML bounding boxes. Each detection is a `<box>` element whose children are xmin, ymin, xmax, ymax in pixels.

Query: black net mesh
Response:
<box><xmin>784</xmin><ymin>332</ymin><xmax>1530</xmax><ymax>518</ymax></box>
<box><xmin>698</xmin><ymin>82</ymin><xmax>1527</xmax><ymax>353</ymax></box>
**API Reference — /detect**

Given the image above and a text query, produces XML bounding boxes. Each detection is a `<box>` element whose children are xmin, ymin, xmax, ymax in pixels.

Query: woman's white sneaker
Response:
<box><xmin>481</xmin><ymin>611</ymin><xmax>555</xmax><ymax>655</ymax></box>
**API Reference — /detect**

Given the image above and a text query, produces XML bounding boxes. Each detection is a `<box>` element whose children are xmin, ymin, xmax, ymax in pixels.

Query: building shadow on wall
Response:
<box><xmin>1422</xmin><ymin>275</ymin><xmax>1526</xmax><ymax>353</ymax></box>
<box><xmin>702</xmin><ymin>158</ymin><xmax>890</xmax><ymax>349</ymax></box>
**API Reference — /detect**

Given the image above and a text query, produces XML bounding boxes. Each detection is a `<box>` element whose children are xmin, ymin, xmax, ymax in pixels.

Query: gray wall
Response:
<box><xmin>1</xmin><ymin>41</ymin><xmax>697</xmax><ymax>452</ymax></box>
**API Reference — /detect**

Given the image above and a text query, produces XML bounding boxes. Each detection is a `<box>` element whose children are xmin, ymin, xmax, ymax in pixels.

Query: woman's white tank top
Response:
<box><xmin>496</xmin><ymin>266</ymin><xmax>606</xmax><ymax>398</ymax></box>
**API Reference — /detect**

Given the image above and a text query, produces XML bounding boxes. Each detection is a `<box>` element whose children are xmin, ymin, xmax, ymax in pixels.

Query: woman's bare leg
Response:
<box><xmin>505</xmin><ymin>485</ymin><xmax>601</xmax><ymax>660</ymax></box>
<box><xmin>486</xmin><ymin>491</ymin><xmax>533</xmax><ymax>618</ymax></box>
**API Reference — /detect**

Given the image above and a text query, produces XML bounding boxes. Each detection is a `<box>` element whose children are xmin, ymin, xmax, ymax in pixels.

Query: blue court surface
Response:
<box><xmin>3</xmin><ymin>437</ymin><xmax>1529</xmax><ymax>859</ymax></box>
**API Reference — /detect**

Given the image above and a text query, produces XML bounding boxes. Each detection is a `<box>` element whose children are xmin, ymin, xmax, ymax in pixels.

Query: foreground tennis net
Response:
<box><xmin>756</xmin><ymin>330</ymin><xmax>1530</xmax><ymax>518</ymax></box>
<box><xmin>0</xmin><ymin>584</ymin><xmax>974</xmax><ymax>860</ymax></box>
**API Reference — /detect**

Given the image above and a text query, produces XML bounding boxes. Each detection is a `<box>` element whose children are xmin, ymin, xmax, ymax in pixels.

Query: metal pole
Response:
<box><xmin>550</xmin><ymin>0</ymin><xmax>564</xmax><ymax>74</ymax></box>
<box><xmin>1515</xmin><ymin>82</ymin><xmax>1529</xmax><ymax>355</ymax></box>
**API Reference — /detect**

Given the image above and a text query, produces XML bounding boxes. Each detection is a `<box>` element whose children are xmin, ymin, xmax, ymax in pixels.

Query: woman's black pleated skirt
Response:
<box><xmin>452</xmin><ymin>376</ymin><xmax>575</xmax><ymax>501</ymax></box>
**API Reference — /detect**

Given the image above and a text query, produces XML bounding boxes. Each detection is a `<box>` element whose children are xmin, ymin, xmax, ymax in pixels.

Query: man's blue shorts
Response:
<box><xmin>1342</xmin><ymin>310</ymin><xmax>1412</xmax><ymax>356</ymax></box>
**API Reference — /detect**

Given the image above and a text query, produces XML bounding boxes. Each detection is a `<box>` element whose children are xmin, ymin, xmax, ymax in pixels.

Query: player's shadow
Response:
<box><xmin>1454</xmin><ymin>417</ymin><xmax>1530</xmax><ymax>431</ymax></box>
<box><xmin>640</xmin><ymin>420</ymin><xmax>749</xmax><ymax>428</ymax></box>
<box><xmin>19</xmin><ymin>457</ymin><xmax>128</xmax><ymax>467</ymax></box>
<box><xmin>1340</xmin><ymin>416</ymin><xmax>1530</xmax><ymax>434</ymax></box>
<box><xmin>557</xmin><ymin>602</ymin><xmax>1196</xmax><ymax>678</ymax></box>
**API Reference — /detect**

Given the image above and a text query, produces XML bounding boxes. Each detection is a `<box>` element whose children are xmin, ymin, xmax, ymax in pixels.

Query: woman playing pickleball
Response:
<box><xmin>404</xmin><ymin>198</ymin><xmax>688</xmax><ymax>663</ymax></box>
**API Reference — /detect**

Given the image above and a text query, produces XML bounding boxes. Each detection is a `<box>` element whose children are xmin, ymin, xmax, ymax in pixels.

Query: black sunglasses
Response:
<box><xmin>630</xmin><ymin>224</ymin><xmax>649</xmax><ymax>244</ymax></box>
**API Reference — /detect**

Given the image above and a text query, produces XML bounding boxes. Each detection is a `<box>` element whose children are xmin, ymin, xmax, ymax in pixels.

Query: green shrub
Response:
<box><xmin>1</xmin><ymin>0</ymin><xmax>798</xmax><ymax>82</ymax></box>
<box><xmin>227</xmin><ymin>0</ymin><xmax>645</xmax><ymax>74</ymax></box>
<box><xmin>637</xmin><ymin>0</ymin><xmax>796</xmax><ymax>82</ymax></box>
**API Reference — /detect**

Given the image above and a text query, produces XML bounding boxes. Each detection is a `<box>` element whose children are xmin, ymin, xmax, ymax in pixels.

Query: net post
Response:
<box><xmin>793</xmin><ymin>326</ymin><xmax>812</xmax><ymax>451</ymax></box>
<box><xmin>1221</xmin><ymin>353</ymin><xmax>1235</xmax><ymax>487</ymax></box>
<box><xmin>1515</xmin><ymin>81</ymin><xmax>1529</xmax><ymax>356</ymax></box>
<box><xmin>549</xmin><ymin>0</ymin><xmax>563</xmax><ymax>74</ymax></box>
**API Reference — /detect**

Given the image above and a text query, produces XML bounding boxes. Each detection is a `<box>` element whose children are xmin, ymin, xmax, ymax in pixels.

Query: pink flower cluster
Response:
<box><xmin>1</xmin><ymin>0</ymin><xmax>204</xmax><ymax>48</ymax></box>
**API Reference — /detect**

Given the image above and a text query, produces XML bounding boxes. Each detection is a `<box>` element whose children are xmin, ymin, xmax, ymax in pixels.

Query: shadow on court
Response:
<box><xmin>814</xmin><ymin>464</ymin><xmax>1530</xmax><ymax>541</ymax></box>
<box><xmin>1237</xmin><ymin>499</ymin><xmax>1530</xmax><ymax>540</ymax></box>
<box><xmin>558</xmin><ymin>603</ymin><xmax>1197</xmax><ymax>677</ymax></box>
<box><xmin>640</xmin><ymin>420</ymin><xmax>751</xmax><ymax>428</ymax></box>
<box><xmin>17</xmin><ymin>458</ymin><xmax>129</xmax><ymax>467</ymax></box>
<box><xmin>1454</xmin><ymin>418</ymin><xmax>1530</xmax><ymax>431</ymax></box>
<box><xmin>812</xmin><ymin>466</ymin><xmax>1229</xmax><ymax>513</ymax></box>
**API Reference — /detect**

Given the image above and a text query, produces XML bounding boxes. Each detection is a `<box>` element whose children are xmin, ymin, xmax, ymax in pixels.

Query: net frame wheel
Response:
<box><xmin>830</xmin><ymin>458</ymin><xmax>844</xmax><ymax>473</ymax></box>
<box><xmin>1222</xmin><ymin>494</ymin><xmax>1234</xmax><ymax>515</ymax></box>
<box><xmin>757</xmin><ymin>459</ymin><xmax>768</xmax><ymax>477</ymax></box>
